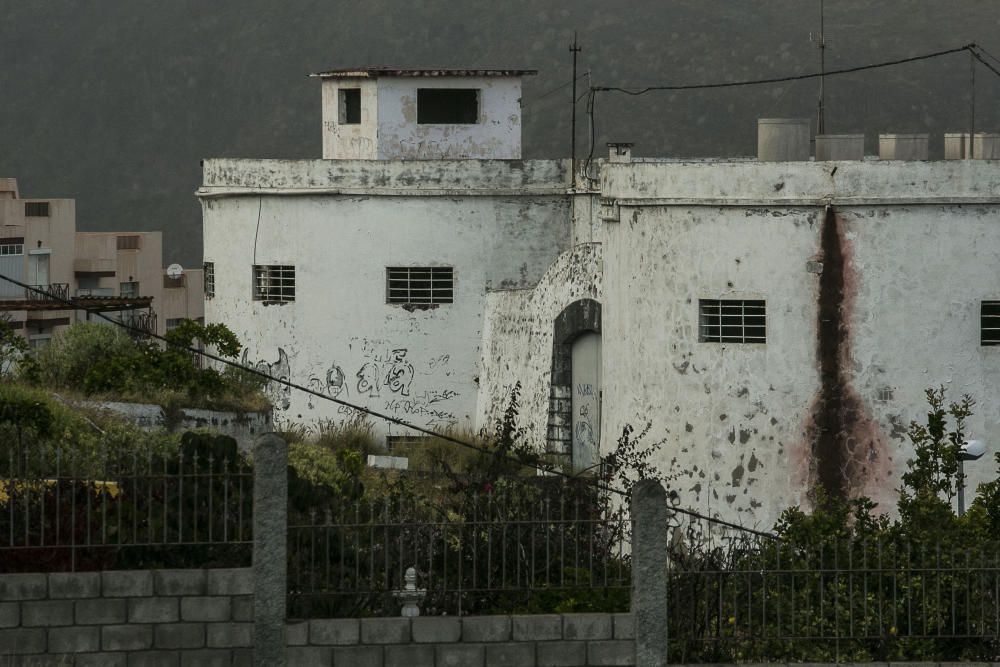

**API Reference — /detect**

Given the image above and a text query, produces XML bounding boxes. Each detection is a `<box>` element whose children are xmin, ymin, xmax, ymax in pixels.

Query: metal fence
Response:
<box><xmin>0</xmin><ymin>442</ymin><xmax>253</xmax><ymax>572</ymax></box>
<box><xmin>664</xmin><ymin>536</ymin><xmax>1000</xmax><ymax>662</ymax></box>
<box><xmin>287</xmin><ymin>484</ymin><xmax>631</xmax><ymax>618</ymax></box>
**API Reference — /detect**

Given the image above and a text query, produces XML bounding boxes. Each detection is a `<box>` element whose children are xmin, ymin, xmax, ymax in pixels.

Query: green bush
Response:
<box><xmin>26</xmin><ymin>321</ymin><xmax>268</xmax><ymax>412</ymax></box>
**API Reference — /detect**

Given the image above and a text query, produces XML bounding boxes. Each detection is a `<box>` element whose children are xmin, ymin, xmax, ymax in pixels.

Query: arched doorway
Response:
<box><xmin>547</xmin><ymin>299</ymin><xmax>602</xmax><ymax>471</ymax></box>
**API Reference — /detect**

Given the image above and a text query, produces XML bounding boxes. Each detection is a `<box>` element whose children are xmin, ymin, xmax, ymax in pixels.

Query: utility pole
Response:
<box><xmin>969</xmin><ymin>49</ymin><xmax>976</xmax><ymax>159</ymax></box>
<box><xmin>570</xmin><ymin>32</ymin><xmax>582</xmax><ymax>183</ymax></box>
<box><xmin>816</xmin><ymin>0</ymin><xmax>827</xmax><ymax>135</ymax></box>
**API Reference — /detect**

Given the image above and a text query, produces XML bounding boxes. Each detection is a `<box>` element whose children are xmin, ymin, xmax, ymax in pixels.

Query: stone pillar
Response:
<box><xmin>631</xmin><ymin>479</ymin><xmax>670</xmax><ymax>667</ymax></box>
<box><xmin>253</xmin><ymin>433</ymin><xmax>288</xmax><ymax>666</ymax></box>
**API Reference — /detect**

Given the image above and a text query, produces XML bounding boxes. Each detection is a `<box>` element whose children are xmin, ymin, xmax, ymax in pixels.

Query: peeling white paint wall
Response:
<box><xmin>477</xmin><ymin>243</ymin><xmax>603</xmax><ymax>447</ymax></box>
<box><xmin>376</xmin><ymin>77</ymin><xmax>523</xmax><ymax>160</ymax></box>
<box><xmin>201</xmin><ymin>159</ymin><xmax>572</xmax><ymax>442</ymax></box>
<box><xmin>320</xmin><ymin>76</ymin><xmax>523</xmax><ymax>160</ymax></box>
<box><xmin>600</xmin><ymin>159</ymin><xmax>1000</xmax><ymax>531</ymax></box>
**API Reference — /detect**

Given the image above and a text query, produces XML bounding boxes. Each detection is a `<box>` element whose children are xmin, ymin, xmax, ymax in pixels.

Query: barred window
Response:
<box><xmin>387</xmin><ymin>266</ymin><xmax>453</xmax><ymax>305</ymax></box>
<box><xmin>0</xmin><ymin>240</ymin><xmax>24</xmax><ymax>256</ymax></box>
<box><xmin>699</xmin><ymin>299</ymin><xmax>766</xmax><ymax>344</ymax></box>
<box><xmin>204</xmin><ymin>262</ymin><xmax>215</xmax><ymax>298</ymax></box>
<box><xmin>24</xmin><ymin>202</ymin><xmax>49</xmax><ymax>217</ymax></box>
<box><xmin>253</xmin><ymin>265</ymin><xmax>295</xmax><ymax>303</ymax></box>
<box><xmin>165</xmin><ymin>318</ymin><xmax>185</xmax><ymax>332</ymax></box>
<box><xmin>117</xmin><ymin>235</ymin><xmax>141</xmax><ymax>250</ymax></box>
<box><xmin>385</xmin><ymin>435</ymin><xmax>431</xmax><ymax>453</ymax></box>
<box><xmin>982</xmin><ymin>301</ymin><xmax>1000</xmax><ymax>345</ymax></box>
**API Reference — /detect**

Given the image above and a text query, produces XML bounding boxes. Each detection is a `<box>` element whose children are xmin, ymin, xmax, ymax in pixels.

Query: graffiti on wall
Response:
<box><xmin>307</xmin><ymin>363</ymin><xmax>348</xmax><ymax>409</ymax></box>
<box><xmin>242</xmin><ymin>347</ymin><xmax>292</xmax><ymax>411</ymax></box>
<box><xmin>347</xmin><ymin>337</ymin><xmax>460</xmax><ymax>430</ymax></box>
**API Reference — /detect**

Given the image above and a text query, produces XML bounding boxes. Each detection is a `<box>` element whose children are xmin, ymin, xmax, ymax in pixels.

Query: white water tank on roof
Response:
<box><xmin>878</xmin><ymin>134</ymin><xmax>928</xmax><ymax>160</ymax></box>
<box><xmin>815</xmin><ymin>134</ymin><xmax>865</xmax><ymax>161</ymax></box>
<box><xmin>757</xmin><ymin>118</ymin><xmax>811</xmax><ymax>162</ymax></box>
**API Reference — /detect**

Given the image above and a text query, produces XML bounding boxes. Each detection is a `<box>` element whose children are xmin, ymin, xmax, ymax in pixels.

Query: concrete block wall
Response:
<box><xmin>285</xmin><ymin>612</ymin><xmax>635</xmax><ymax>667</ymax></box>
<box><xmin>0</xmin><ymin>568</ymin><xmax>254</xmax><ymax>666</ymax></box>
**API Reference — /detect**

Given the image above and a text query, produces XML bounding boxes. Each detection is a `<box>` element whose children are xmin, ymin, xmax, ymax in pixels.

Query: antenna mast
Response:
<box><xmin>570</xmin><ymin>32</ymin><xmax>582</xmax><ymax>182</ymax></box>
<box><xmin>817</xmin><ymin>0</ymin><xmax>827</xmax><ymax>134</ymax></box>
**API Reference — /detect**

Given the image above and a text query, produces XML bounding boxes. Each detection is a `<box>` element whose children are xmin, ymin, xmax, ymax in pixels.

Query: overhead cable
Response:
<box><xmin>592</xmin><ymin>43</ymin><xmax>976</xmax><ymax>95</ymax></box>
<box><xmin>0</xmin><ymin>272</ymin><xmax>778</xmax><ymax>539</ymax></box>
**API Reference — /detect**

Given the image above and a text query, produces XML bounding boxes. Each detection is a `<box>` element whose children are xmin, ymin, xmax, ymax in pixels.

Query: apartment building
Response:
<box><xmin>0</xmin><ymin>179</ymin><xmax>203</xmax><ymax>342</ymax></box>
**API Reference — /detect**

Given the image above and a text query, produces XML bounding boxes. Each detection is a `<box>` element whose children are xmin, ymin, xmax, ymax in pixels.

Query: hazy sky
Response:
<box><xmin>2</xmin><ymin>1</ymin><xmax>999</xmax><ymax>265</ymax></box>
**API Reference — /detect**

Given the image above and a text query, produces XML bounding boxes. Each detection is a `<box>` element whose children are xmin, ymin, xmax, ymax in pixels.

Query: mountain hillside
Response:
<box><xmin>1</xmin><ymin>0</ymin><xmax>998</xmax><ymax>264</ymax></box>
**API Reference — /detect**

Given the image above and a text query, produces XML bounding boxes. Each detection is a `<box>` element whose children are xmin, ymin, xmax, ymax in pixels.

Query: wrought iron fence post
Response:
<box><xmin>253</xmin><ymin>433</ymin><xmax>287</xmax><ymax>666</ymax></box>
<box><xmin>631</xmin><ymin>479</ymin><xmax>670</xmax><ymax>667</ymax></box>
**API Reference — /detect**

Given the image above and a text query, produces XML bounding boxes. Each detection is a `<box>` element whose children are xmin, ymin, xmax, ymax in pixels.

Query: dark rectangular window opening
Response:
<box><xmin>981</xmin><ymin>301</ymin><xmax>1000</xmax><ymax>345</ymax></box>
<box><xmin>387</xmin><ymin>266</ymin><xmax>454</xmax><ymax>305</ymax></box>
<box><xmin>24</xmin><ymin>202</ymin><xmax>49</xmax><ymax>217</ymax></box>
<box><xmin>163</xmin><ymin>275</ymin><xmax>185</xmax><ymax>289</ymax></box>
<box><xmin>699</xmin><ymin>299</ymin><xmax>766</xmax><ymax>344</ymax></box>
<box><xmin>339</xmin><ymin>88</ymin><xmax>361</xmax><ymax>124</ymax></box>
<box><xmin>117</xmin><ymin>235</ymin><xmax>141</xmax><ymax>250</ymax></box>
<box><xmin>253</xmin><ymin>265</ymin><xmax>295</xmax><ymax>304</ymax></box>
<box><xmin>204</xmin><ymin>262</ymin><xmax>215</xmax><ymax>299</ymax></box>
<box><xmin>417</xmin><ymin>89</ymin><xmax>479</xmax><ymax>124</ymax></box>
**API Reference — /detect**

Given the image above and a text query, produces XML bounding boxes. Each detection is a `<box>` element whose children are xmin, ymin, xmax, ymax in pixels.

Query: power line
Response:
<box><xmin>593</xmin><ymin>43</ymin><xmax>975</xmax><ymax>95</ymax></box>
<box><xmin>0</xmin><ymin>271</ymin><xmax>778</xmax><ymax>539</ymax></box>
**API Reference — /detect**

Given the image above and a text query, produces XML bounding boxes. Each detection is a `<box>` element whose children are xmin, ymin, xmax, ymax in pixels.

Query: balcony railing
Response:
<box><xmin>121</xmin><ymin>310</ymin><xmax>157</xmax><ymax>336</ymax></box>
<box><xmin>25</xmin><ymin>283</ymin><xmax>69</xmax><ymax>302</ymax></box>
<box><xmin>75</xmin><ymin>287</ymin><xmax>116</xmax><ymax>298</ymax></box>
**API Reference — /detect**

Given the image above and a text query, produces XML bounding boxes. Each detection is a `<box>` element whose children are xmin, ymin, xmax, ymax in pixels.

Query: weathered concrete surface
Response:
<box><xmin>199</xmin><ymin>158</ymin><xmax>569</xmax><ymax>195</ymax></box>
<box><xmin>477</xmin><ymin>243</ymin><xmax>603</xmax><ymax>449</ymax></box>
<box><xmin>83</xmin><ymin>401</ymin><xmax>272</xmax><ymax>453</ymax></box>
<box><xmin>253</xmin><ymin>433</ymin><xmax>287</xmax><ymax>666</ymax></box>
<box><xmin>202</xmin><ymin>160</ymin><xmax>573</xmax><ymax>442</ymax></box>
<box><xmin>631</xmin><ymin>480</ymin><xmax>669</xmax><ymax>667</ymax></box>
<box><xmin>601</xmin><ymin>159</ymin><xmax>1000</xmax><ymax>528</ymax></box>
<box><xmin>319</xmin><ymin>75</ymin><xmax>526</xmax><ymax>161</ymax></box>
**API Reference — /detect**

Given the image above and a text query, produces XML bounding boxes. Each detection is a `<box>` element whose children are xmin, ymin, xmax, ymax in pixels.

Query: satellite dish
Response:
<box><xmin>166</xmin><ymin>263</ymin><xmax>184</xmax><ymax>279</ymax></box>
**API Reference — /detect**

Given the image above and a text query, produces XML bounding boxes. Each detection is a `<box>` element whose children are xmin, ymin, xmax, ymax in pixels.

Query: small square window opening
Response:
<box><xmin>699</xmin><ymin>299</ymin><xmax>766</xmax><ymax>344</ymax></box>
<box><xmin>339</xmin><ymin>88</ymin><xmax>361</xmax><ymax>124</ymax></box>
<box><xmin>253</xmin><ymin>265</ymin><xmax>295</xmax><ymax>304</ymax></box>
<box><xmin>417</xmin><ymin>89</ymin><xmax>480</xmax><ymax>124</ymax></box>
<box><xmin>981</xmin><ymin>301</ymin><xmax>1000</xmax><ymax>346</ymax></box>
<box><xmin>387</xmin><ymin>267</ymin><xmax>454</xmax><ymax>305</ymax></box>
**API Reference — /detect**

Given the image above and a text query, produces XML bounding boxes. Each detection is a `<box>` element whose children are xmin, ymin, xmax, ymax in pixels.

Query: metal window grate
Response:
<box><xmin>204</xmin><ymin>262</ymin><xmax>215</xmax><ymax>298</ymax></box>
<box><xmin>982</xmin><ymin>301</ymin><xmax>1000</xmax><ymax>346</ymax></box>
<box><xmin>699</xmin><ymin>299</ymin><xmax>766</xmax><ymax>343</ymax></box>
<box><xmin>0</xmin><ymin>243</ymin><xmax>24</xmax><ymax>256</ymax></box>
<box><xmin>24</xmin><ymin>202</ymin><xmax>49</xmax><ymax>217</ymax></box>
<box><xmin>116</xmin><ymin>235</ymin><xmax>141</xmax><ymax>250</ymax></box>
<box><xmin>386</xmin><ymin>266</ymin><xmax>454</xmax><ymax>305</ymax></box>
<box><xmin>253</xmin><ymin>265</ymin><xmax>295</xmax><ymax>303</ymax></box>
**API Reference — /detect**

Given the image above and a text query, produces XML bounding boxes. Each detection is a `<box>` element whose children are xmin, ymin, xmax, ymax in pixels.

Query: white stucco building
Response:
<box><xmin>201</xmin><ymin>68</ymin><xmax>1000</xmax><ymax>530</ymax></box>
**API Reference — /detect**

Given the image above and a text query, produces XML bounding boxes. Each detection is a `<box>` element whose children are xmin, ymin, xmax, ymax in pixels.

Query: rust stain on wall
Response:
<box><xmin>806</xmin><ymin>206</ymin><xmax>888</xmax><ymax>500</ymax></box>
